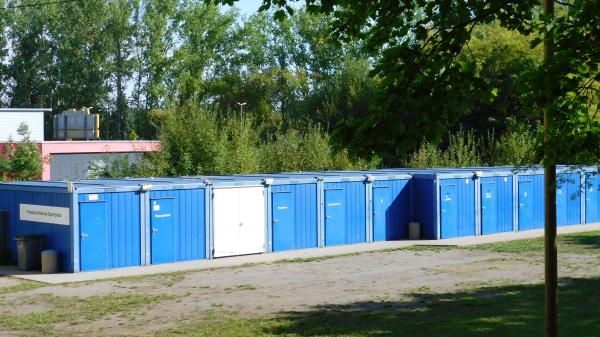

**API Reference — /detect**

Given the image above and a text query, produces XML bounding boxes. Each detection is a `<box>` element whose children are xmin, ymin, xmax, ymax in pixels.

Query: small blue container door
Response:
<box><xmin>440</xmin><ymin>184</ymin><xmax>459</xmax><ymax>238</ymax></box>
<box><xmin>556</xmin><ymin>173</ymin><xmax>581</xmax><ymax>226</ymax></box>
<box><xmin>325</xmin><ymin>188</ymin><xmax>345</xmax><ymax>245</ymax></box>
<box><xmin>324</xmin><ymin>181</ymin><xmax>366</xmax><ymax>246</ymax></box>
<box><xmin>372</xmin><ymin>186</ymin><xmax>391</xmax><ymax>241</ymax></box>
<box><xmin>585</xmin><ymin>175</ymin><xmax>600</xmax><ymax>223</ymax></box>
<box><xmin>79</xmin><ymin>201</ymin><xmax>108</xmax><ymax>271</ymax></box>
<box><xmin>518</xmin><ymin>175</ymin><xmax>544</xmax><ymax>230</ymax></box>
<box><xmin>272</xmin><ymin>190</ymin><xmax>294</xmax><ymax>251</ymax></box>
<box><xmin>271</xmin><ymin>184</ymin><xmax>318</xmax><ymax>252</ymax></box>
<box><xmin>518</xmin><ymin>179</ymin><xmax>535</xmax><ymax>230</ymax></box>
<box><xmin>480</xmin><ymin>181</ymin><xmax>498</xmax><ymax>235</ymax></box>
<box><xmin>150</xmin><ymin>198</ymin><xmax>175</xmax><ymax>264</ymax></box>
<box><xmin>372</xmin><ymin>179</ymin><xmax>410</xmax><ymax>241</ymax></box>
<box><xmin>480</xmin><ymin>176</ymin><xmax>513</xmax><ymax>234</ymax></box>
<box><xmin>439</xmin><ymin>178</ymin><xmax>475</xmax><ymax>239</ymax></box>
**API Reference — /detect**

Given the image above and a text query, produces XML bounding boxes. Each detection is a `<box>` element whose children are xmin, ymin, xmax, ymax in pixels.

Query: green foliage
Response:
<box><xmin>406</xmin><ymin>125</ymin><xmax>538</xmax><ymax>168</ymax></box>
<box><xmin>129</xmin><ymin>103</ymin><xmax>373</xmax><ymax>177</ymax></box>
<box><xmin>0</xmin><ymin>123</ymin><xmax>43</xmax><ymax>181</ymax></box>
<box><xmin>88</xmin><ymin>155</ymin><xmax>139</xmax><ymax>179</ymax></box>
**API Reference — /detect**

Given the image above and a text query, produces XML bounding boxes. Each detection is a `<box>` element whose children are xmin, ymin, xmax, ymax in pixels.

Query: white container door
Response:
<box><xmin>238</xmin><ymin>187</ymin><xmax>266</xmax><ymax>255</ymax></box>
<box><xmin>213</xmin><ymin>187</ymin><xmax>241</xmax><ymax>257</ymax></box>
<box><xmin>213</xmin><ymin>187</ymin><xmax>266</xmax><ymax>257</ymax></box>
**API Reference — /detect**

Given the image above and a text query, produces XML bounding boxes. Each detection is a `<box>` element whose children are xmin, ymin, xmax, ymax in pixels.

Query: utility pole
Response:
<box><xmin>543</xmin><ymin>0</ymin><xmax>557</xmax><ymax>336</ymax></box>
<box><xmin>236</xmin><ymin>102</ymin><xmax>247</xmax><ymax>129</ymax></box>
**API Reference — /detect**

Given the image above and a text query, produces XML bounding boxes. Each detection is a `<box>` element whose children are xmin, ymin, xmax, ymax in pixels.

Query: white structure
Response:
<box><xmin>212</xmin><ymin>186</ymin><xmax>266</xmax><ymax>257</ymax></box>
<box><xmin>0</xmin><ymin>108</ymin><xmax>50</xmax><ymax>142</ymax></box>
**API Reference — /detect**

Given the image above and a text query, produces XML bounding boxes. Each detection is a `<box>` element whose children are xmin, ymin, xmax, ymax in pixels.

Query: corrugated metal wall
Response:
<box><xmin>324</xmin><ymin>181</ymin><xmax>366</xmax><ymax>246</ymax></box>
<box><xmin>79</xmin><ymin>192</ymin><xmax>141</xmax><ymax>270</ymax></box>
<box><xmin>480</xmin><ymin>176</ymin><xmax>514</xmax><ymax>234</ymax></box>
<box><xmin>149</xmin><ymin>188</ymin><xmax>206</xmax><ymax>262</ymax></box>
<box><xmin>372</xmin><ymin>179</ymin><xmax>411</xmax><ymax>240</ymax></box>
<box><xmin>51</xmin><ymin>153</ymin><xmax>144</xmax><ymax>180</ymax></box>
<box><xmin>556</xmin><ymin>173</ymin><xmax>582</xmax><ymax>226</ymax></box>
<box><xmin>271</xmin><ymin>183</ymin><xmax>318</xmax><ymax>251</ymax></box>
<box><xmin>0</xmin><ymin>190</ymin><xmax>72</xmax><ymax>271</ymax></box>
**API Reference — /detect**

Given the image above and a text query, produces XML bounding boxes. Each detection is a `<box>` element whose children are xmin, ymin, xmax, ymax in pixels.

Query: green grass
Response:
<box><xmin>156</xmin><ymin>277</ymin><xmax>600</xmax><ymax>337</ymax></box>
<box><xmin>0</xmin><ymin>279</ymin><xmax>46</xmax><ymax>294</ymax></box>
<box><xmin>468</xmin><ymin>230</ymin><xmax>600</xmax><ymax>253</ymax></box>
<box><xmin>0</xmin><ymin>292</ymin><xmax>176</xmax><ymax>335</ymax></box>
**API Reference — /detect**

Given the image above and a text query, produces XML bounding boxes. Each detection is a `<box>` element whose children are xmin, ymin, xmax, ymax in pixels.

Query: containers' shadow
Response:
<box><xmin>265</xmin><ymin>277</ymin><xmax>600</xmax><ymax>337</ymax></box>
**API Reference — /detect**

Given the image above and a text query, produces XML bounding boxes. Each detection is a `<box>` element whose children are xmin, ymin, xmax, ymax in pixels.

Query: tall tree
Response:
<box><xmin>106</xmin><ymin>0</ymin><xmax>135</xmax><ymax>139</ymax></box>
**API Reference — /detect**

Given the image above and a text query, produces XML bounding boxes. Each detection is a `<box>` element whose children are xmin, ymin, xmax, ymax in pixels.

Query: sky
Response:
<box><xmin>226</xmin><ymin>0</ymin><xmax>264</xmax><ymax>17</ymax></box>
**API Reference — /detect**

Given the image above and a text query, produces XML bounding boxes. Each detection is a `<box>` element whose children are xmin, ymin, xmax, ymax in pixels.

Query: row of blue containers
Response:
<box><xmin>0</xmin><ymin>166</ymin><xmax>596</xmax><ymax>272</ymax></box>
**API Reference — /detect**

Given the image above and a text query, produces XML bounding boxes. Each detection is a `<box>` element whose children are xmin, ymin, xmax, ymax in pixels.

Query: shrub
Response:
<box><xmin>0</xmin><ymin>123</ymin><xmax>43</xmax><ymax>181</ymax></box>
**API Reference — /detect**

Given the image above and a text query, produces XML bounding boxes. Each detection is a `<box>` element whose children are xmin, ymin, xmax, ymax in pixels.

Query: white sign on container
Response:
<box><xmin>19</xmin><ymin>204</ymin><xmax>70</xmax><ymax>225</ymax></box>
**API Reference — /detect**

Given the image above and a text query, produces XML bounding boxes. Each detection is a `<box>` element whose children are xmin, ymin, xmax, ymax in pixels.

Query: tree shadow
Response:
<box><xmin>263</xmin><ymin>277</ymin><xmax>600</xmax><ymax>337</ymax></box>
<box><xmin>560</xmin><ymin>232</ymin><xmax>600</xmax><ymax>251</ymax></box>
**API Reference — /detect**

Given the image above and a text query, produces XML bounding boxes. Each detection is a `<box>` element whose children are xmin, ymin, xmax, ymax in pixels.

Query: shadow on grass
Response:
<box><xmin>560</xmin><ymin>232</ymin><xmax>600</xmax><ymax>252</ymax></box>
<box><xmin>263</xmin><ymin>277</ymin><xmax>600</xmax><ymax>337</ymax></box>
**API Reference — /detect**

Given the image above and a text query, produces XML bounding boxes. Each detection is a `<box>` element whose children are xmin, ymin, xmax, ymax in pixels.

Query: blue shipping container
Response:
<box><xmin>585</xmin><ymin>171</ymin><xmax>600</xmax><ymax>224</ymax></box>
<box><xmin>323</xmin><ymin>180</ymin><xmax>367</xmax><ymax>246</ymax></box>
<box><xmin>412</xmin><ymin>172</ymin><xmax>476</xmax><ymax>239</ymax></box>
<box><xmin>479</xmin><ymin>175</ymin><xmax>514</xmax><ymax>235</ymax></box>
<box><xmin>271</xmin><ymin>183</ymin><xmax>318</xmax><ymax>251</ymax></box>
<box><xmin>556</xmin><ymin>172</ymin><xmax>582</xmax><ymax>227</ymax></box>
<box><xmin>517</xmin><ymin>173</ymin><xmax>545</xmax><ymax>231</ymax></box>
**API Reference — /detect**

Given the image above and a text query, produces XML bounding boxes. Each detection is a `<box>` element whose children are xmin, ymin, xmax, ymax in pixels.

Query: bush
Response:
<box><xmin>130</xmin><ymin>103</ymin><xmax>375</xmax><ymax>178</ymax></box>
<box><xmin>406</xmin><ymin>125</ymin><xmax>537</xmax><ymax>168</ymax></box>
<box><xmin>0</xmin><ymin>123</ymin><xmax>43</xmax><ymax>181</ymax></box>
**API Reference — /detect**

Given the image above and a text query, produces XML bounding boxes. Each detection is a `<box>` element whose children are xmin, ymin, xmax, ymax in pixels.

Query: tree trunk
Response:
<box><xmin>116</xmin><ymin>37</ymin><xmax>127</xmax><ymax>140</ymax></box>
<box><xmin>543</xmin><ymin>0</ymin><xmax>557</xmax><ymax>336</ymax></box>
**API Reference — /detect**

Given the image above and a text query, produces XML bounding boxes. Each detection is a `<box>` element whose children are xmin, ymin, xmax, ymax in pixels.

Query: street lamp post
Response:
<box><xmin>236</xmin><ymin>102</ymin><xmax>247</xmax><ymax>129</ymax></box>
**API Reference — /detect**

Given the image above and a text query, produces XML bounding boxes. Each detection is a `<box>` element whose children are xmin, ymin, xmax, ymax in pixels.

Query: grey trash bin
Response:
<box><xmin>41</xmin><ymin>250</ymin><xmax>58</xmax><ymax>274</ymax></box>
<box><xmin>14</xmin><ymin>235</ymin><xmax>42</xmax><ymax>271</ymax></box>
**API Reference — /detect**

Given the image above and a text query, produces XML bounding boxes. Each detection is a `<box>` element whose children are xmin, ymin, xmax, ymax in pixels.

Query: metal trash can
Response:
<box><xmin>409</xmin><ymin>222</ymin><xmax>421</xmax><ymax>240</ymax></box>
<box><xmin>14</xmin><ymin>235</ymin><xmax>42</xmax><ymax>271</ymax></box>
<box><xmin>41</xmin><ymin>250</ymin><xmax>58</xmax><ymax>274</ymax></box>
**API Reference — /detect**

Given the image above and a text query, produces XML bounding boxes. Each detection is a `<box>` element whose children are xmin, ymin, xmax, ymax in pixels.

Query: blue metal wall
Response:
<box><xmin>585</xmin><ymin>173</ymin><xmax>600</xmax><ymax>223</ymax></box>
<box><xmin>439</xmin><ymin>178</ymin><xmax>476</xmax><ymax>239</ymax></box>
<box><xmin>517</xmin><ymin>174</ymin><xmax>545</xmax><ymax>230</ymax></box>
<box><xmin>372</xmin><ymin>179</ymin><xmax>411</xmax><ymax>240</ymax></box>
<box><xmin>271</xmin><ymin>183</ymin><xmax>318</xmax><ymax>251</ymax></box>
<box><xmin>480</xmin><ymin>176</ymin><xmax>514</xmax><ymax>234</ymax></box>
<box><xmin>323</xmin><ymin>181</ymin><xmax>366</xmax><ymax>246</ymax></box>
<box><xmin>149</xmin><ymin>188</ymin><xmax>206</xmax><ymax>263</ymax></box>
<box><xmin>556</xmin><ymin>173</ymin><xmax>582</xmax><ymax>226</ymax></box>
<box><xmin>0</xmin><ymin>190</ymin><xmax>72</xmax><ymax>272</ymax></box>
<box><xmin>412</xmin><ymin>178</ymin><xmax>436</xmax><ymax>239</ymax></box>
<box><xmin>78</xmin><ymin>192</ymin><xmax>141</xmax><ymax>270</ymax></box>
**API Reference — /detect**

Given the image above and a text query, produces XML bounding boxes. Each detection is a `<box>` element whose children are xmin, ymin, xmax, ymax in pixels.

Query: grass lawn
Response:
<box><xmin>157</xmin><ymin>277</ymin><xmax>600</xmax><ymax>337</ymax></box>
<box><xmin>467</xmin><ymin>230</ymin><xmax>600</xmax><ymax>254</ymax></box>
<box><xmin>154</xmin><ymin>231</ymin><xmax>600</xmax><ymax>337</ymax></box>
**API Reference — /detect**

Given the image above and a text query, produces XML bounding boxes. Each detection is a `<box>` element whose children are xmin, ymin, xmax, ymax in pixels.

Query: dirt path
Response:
<box><xmin>1</xmin><ymin>247</ymin><xmax>599</xmax><ymax>336</ymax></box>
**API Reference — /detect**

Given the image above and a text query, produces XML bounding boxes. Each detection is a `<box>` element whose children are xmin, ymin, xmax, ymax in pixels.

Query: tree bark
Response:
<box><xmin>544</xmin><ymin>0</ymin><xmax>557</xmax><ymax>336</ymax></box>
